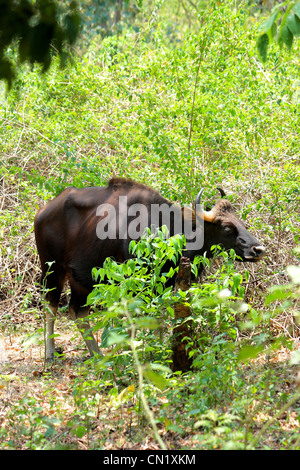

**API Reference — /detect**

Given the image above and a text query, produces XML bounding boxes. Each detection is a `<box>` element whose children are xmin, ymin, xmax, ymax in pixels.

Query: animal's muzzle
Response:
<box><xmin>244</xmin><ymin>245</ymin><xmax>266</xmax><ymax>261</ymax></box>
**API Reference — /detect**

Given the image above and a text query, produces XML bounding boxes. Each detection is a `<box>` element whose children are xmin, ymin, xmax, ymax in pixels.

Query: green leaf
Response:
<box><xmin>257</xmin><ymin>33</ymin><xmax>269</xmax><ymax>62</ymax></box>
<box><xmin>127</xmin><ymin>298</ymin><xmax>145</xmax><ymax>312</ymax></box>
<box><xmin>237</xmin><ymin>344</ymin><xmax>265</xmax><ymax>362</ymax></box>
<box><xmin>279</xmin><ymin>23</ymin><xmax>294</xmax><ymax>50</ymax></box>
<box><xmin>74</xmin><ymin>425</ymin><xmax>87</xmax><ymax>438</ymax></box>
<box><xmin>287</xmin><ymin>13</ymin><xmax>300</xmax><ymax>35</ymax></box>
<box><xmin>148</xmin><ymin>363</ymin><xmax>172</xmax><ymax>374</ymax></box>
<box><xmin>143</xmin><ymin>367</ymin><xmax>169</xmax><ymax>391</ymax></box>
<box><xmin>233</xmin><ymin>273</ymin><xmax>242</xmax><ymax>290</ymax></box>
<box><xmin>265</xmin><ymin>285</ymin><xmax>290</xmax><ymax>305</ymax></box>
<box><xmin>294</xmin><ymin>2</ymin><xmax>300</xmax><ymax>18</ymax></box>
<box><xmin>110</xmin><ymin>271</ymin><xmax>124</xmax><ymax>282</ymax></box>
<box><xmin>101</xmin><ymin>326</ymin><xmax>128</xmax><ymax>347</ymax></box>
<box><xmin>290</xmin><ymin>350</ymin><xmax>300</xmax><ymax>365</ymax></box>
<box><xmin>133</xmin><ymin>316</ymin><xmax>160</xmax><ymax>329</ymax></box>
<box><xmin>22</xmin><ymin>332</ymin><xmax>44</xmax><ymax>350</ymax></box>
<box><xmin>129</xmin><ymin>240</ymin><xmax>136</xmax><ymax>254</ymax></box>
<box><xmin>128</xmin><ymin>258</ymin><xmax>136</xmax><ymax>274</ymax></box>
<box><xmin>259</xmin><ymin>11</ymin><xmax>279</xmax><ymax>35</ymax></box>
<box><xmin>44</xmin><ymin>425</ymin><xmax>56</xmax><ymax>439</ymax></box>
<box><xmin>287</xmin><ymin>265</ymin><xmax>300</xmax><ymax>284</ymax></box>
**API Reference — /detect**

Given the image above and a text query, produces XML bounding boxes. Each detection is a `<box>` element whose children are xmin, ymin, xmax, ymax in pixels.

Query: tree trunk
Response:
<box><xmin>171</xmin><ymin>256</ymin><xmax>193</xmax><ymax>372</ymax></box>
<box><xmin>114</xmin><ymin>0</ymin><xmax>123</xmax><ymax>25</ymax></box>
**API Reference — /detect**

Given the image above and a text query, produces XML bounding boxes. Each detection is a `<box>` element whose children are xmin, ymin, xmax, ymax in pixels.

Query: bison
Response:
<box><xmin>34</xmin><ymin>177</ymin><xmax>265</xmax><ymax>361</ymax></box>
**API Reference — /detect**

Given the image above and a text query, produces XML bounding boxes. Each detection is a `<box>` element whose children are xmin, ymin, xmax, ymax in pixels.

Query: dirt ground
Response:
<box><xmin>0</xmin><ymin>312</ymin><xmax>299</xmax><ymax>450</ymax></box>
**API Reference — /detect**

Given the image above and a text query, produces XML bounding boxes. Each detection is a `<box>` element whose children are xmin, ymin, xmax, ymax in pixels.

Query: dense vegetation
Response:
<box><xmin>0</xmin><ymin>0</ymin><xmax>299</xmax><ymax>450</ymax></box>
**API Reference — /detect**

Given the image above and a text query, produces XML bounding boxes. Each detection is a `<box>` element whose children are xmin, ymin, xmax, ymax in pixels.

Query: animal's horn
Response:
<box><xmin>217</xmin><ymin>187</ymin><xmax>226</xmax><ymax>198</ymax></box>
<box><xmin>195</xmin><ymin>188</ymin><xmax>216</xmax><ymax>223</ymax></box>
<box><xmin>195</xmin><ymin>188</ymin><xmax>205</xmax><ymax>207</ymax></box>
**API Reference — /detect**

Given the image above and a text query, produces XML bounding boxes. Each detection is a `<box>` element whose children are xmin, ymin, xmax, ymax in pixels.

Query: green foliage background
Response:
<box><xmin>0</xmin><ymin>0</ymin><xmax>299</xmax><ymax>450</ymax></box>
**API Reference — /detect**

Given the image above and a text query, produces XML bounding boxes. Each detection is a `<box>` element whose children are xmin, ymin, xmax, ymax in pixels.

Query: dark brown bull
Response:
<box><xmin>34</xmin><ymin>177</ymin><xmax>265</xmax><ymax>360</ymax></box>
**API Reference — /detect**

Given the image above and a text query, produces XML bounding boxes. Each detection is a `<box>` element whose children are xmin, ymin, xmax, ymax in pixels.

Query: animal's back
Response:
<box><xmin>34</xmin><ymin>179</ymin><xmax>169</xmax><ymax>283</ymax></box>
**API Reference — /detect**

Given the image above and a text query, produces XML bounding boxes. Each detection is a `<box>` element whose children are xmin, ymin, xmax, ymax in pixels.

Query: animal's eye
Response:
<box><xmin>223</xmin><ymin>225</ymin><xmax>234</xmax><ymax>234</ymax></box>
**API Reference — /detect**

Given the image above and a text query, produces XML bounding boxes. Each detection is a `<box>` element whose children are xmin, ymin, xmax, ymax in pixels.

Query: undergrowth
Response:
<box><xmin>0</xmin><ymin>0</ymin><xmax>299</xmax><ymax>450</ymax></box>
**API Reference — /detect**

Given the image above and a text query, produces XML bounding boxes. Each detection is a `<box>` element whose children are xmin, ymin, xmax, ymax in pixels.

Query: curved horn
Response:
<box><xmin>195</xmin><ymin>188</ymin><xmax>216</xmax><ymax>223</ymax></box>
<box><xmin>217</xmin><ymin>187</ymin><xmax>226</xmax><ymax>198</ymax></box>
<box><xmin>195</xmin><ymin>188</ymin><xmax>205</xmax><ymax>207</ymax></box>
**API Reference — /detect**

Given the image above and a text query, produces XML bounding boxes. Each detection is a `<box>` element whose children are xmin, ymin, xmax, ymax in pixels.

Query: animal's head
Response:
<box><xmin>194</xmin><ymin>188</ymin><xmax>266</xmax><ymax>262</ymax></box>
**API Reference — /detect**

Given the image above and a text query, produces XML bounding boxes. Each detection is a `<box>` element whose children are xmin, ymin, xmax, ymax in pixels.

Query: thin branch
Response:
<box><xmin>124</xmin><ymin>305</ymin><xmax>167</xmax><ymax>450</ymax></box>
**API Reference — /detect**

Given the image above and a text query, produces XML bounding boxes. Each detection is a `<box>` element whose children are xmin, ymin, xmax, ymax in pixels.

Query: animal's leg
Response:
<box><xmin>69</xmin><ymin>294</ymin><xmax>101</xmax><ymax>357</ymax></box>
<box><xmin>41</xmin><ymin>267</ymin><xmax>64</xmax><ymax>362</ymax></box>
<box><xmin>45</xmin><ymin>304</ymin><xmax>57</xmax><ymax>362</ymax></box>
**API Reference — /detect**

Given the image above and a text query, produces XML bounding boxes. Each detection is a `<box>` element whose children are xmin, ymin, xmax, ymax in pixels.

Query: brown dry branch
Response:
<box><xmin>0</xmin><ymin>174</ymin><xmax>41</xmax><ymax>326</ymax></box>
<box><xmin>171</xmin><ymin>256</ymin><xmax>193</xmax><ymax>372</ymax></box>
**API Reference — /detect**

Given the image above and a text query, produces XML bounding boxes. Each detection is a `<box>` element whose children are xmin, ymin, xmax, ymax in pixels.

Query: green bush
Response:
<box><xmin>0</xmin><ymin>0</ymin><xmax>299</xmax><ymax>450</ymax></box>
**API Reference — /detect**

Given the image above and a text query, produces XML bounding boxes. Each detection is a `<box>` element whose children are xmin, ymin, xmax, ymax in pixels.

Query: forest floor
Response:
<box><xmin>0</xmin><ymin>313</ymin><xmax>299</xmax><ymax>450</ymax></box>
